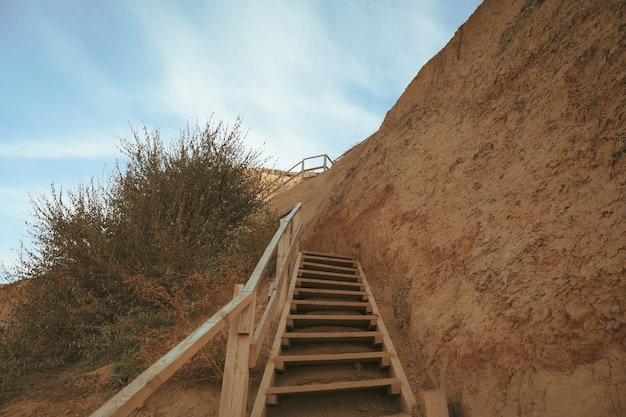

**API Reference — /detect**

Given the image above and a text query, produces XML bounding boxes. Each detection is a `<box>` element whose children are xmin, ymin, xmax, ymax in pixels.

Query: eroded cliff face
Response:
<box><xmin>271</xmin><ymin>0</ymin><xmax>626</xmax><ymax>415</ymax></box>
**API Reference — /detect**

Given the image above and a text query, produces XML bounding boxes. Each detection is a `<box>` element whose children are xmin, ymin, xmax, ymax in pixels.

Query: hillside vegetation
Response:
<box><xmin>271</xmin><ymin>0</ymin><xmax>626</xmax><ymax>415</ymax></box>
<box><xmin>0</xmin><ymin>120</ymin><xmax>276</xmax><ymax>408</ymax></box>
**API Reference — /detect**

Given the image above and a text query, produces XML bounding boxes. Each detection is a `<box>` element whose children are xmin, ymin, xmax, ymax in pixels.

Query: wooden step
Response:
<box><xmin>293</xmin><ymin>287</ymin><xmax>369</xmax><ymax>301</ymax></box>
<box><xmin>290</xmin><ymin>299</ymin><xmax>372</xmax><ymax>314</ymax></box>
<box><xmin>301</xmin><ymin>251</ymin><xmax>353</xmax><ymax>261</ymax></box>
<box><xmin>265</xmin><ymin>377</ymin><xmax>401</xmax><ymax>405</ymax></box>
<box><xmin>250</xmin><ymin>251</ymin><xmax>417</xmax><ymax>417</ymax></box>
<box><xmin>274</xmin><ymin>351</ymin><xmax>391</xmax><ymax>372</ymax></box>
<box><xmin>298</xmin><ymin>269</ymin><xmax>362</xmax><ymax>282</ymax></box>
<box><xmin>281</xmin><ymin>331</ymin><xmax>384</xmax><ymax>348</ymax></box>
<box><xmin>300</xmin><ymin>261</ymin><xmax>357</xmax><ymax>275</ymax></box>
<box><xmin>286</xmin><ymin>314</ymin><xmax>377</xmax><ymax>330</ymax></box>
<box><xmin>301</xmin><ymin>254</ymin><xmax>356</xmax><ymax>269</ymax></box>
<box><xmin>296</xmin><ymin>278</ymin><xmax>365</xmax><ymax>291</ymax></box>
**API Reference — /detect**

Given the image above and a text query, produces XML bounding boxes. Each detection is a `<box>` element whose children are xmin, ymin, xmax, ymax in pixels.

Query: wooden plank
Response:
<box><xmin>276</xmin><ymin>214</ymin><xmax>291</xmax><ymax>273</ymax></box>
<box><xmin>248</xmin><ymin>211</ymin><xmax>301</xmax><ymax>369</ymax></box>
<box><xmin>219</xmin><ymin>285</ymin><xmax>253</xmax><ymax>417</ymax></box>
<box><xmin>293</xmin><ymin>287</ymin><xmax>368</xmax><ymax>301</ymax></box>
<box><xmin>90</xmin><ymin>292</ymin><xmax>253</xmax><ymax>417</ymax></box>
<box><xmin>290</xmin><ymin>299</ymin><xmax>371</xmax><ymax>314</ymax></box>
<box><xmin>286</xmin><ymin>314</ymin><xmax>377</xmax><ymax>330</ymax></box>
<box><xmin>243</xmin><ymin>203</ymin><xmax>302</xmax><ymax>295</ymax></box>
<box><xmin>249</xmin><ymin>252</ymin><xmax>304</xmax><ymax>417</ymax></box>
<box><xmin>267</xmin><ymin>282</ymin><xmax>276</xmax><ymax>300</ymax></box>
<box><xmin>301</xmin><ymin>257</ymin><xmax>355</xmax><ymax>269</ymax></box>
<box><xmin>301</xmin><ymin>250</ymin><xmax>353</xmax><ymax>260</ymax></box>
<box><xmin>296</xmin><ymin>278</ymin><xmax>365</xmax><ymax>291</ymax></box>
<box><xmin>419</xmin><ymin>391</ymin><xmax>450</xmax><ymax>417</ymax></box>
<box><xmin>251</xmin><ymin>367</ymin><xmax>276</xmax><ymax>416</ymax></box>
<box><xmin>274</xmin><ymin>220</ymin><xmax>302</xmax><ymax>311</ymax></box>
<box><xmin>249</xmin><ymin>205</ymin><xmax>301</xmax><ymax>367</ymax></box>
<box><xmin>281</xmin><ymin>331</ymin><xmax>383</xmax><ymax>348</ymax></box>
<box><xmin>298</xmin><ymin>269</ymin><xmax>362</xmax><ymax>282</ymax></box>
<box><xmin>274</xmin><ymin>351</ymin><xmax>390</xmax><ymax>372</ymax></box>
<box><xmin>299</xmin><ymin>261</ymin><xmax>357</xmax><ymax>275</ymax></box>
<box><xmin>249</xmin><ymin>286</ymin><xmax>278</xmax><ymax>368</ymax></box>
<box><xmin>357</xmin><ymin>262</ymin><xmax>417</xmax><ymax>413</ymax></box>
<box><xmin>265</xmin><ymin>377</ymin><xmax>401</xmax><ymax>402</ymax></box>
<box><xmin>301</xmin><ymin>254</ymin><xmax>355</xmax><ymax>268</ymax></box>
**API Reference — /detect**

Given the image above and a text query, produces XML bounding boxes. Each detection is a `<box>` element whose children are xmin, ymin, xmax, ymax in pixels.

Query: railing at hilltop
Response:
<box><xmin>90</xmin><ymin>203</ymin><xmax>303</xmax><ymax>417</ymax></box>
<box><xmin>265</xmin><ymin>154</ymin><xmax>333</xmax><ymax>198</ymax></box>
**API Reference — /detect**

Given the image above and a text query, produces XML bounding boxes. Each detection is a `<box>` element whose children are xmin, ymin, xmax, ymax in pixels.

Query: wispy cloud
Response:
<box><xmin>122</xmin><ymin>0</ymin><xmax>462</xmax><ymax>167</ymax></box>
<box><xmin>0</xmin><ymin>133</ymin><xmax>119</xmax><ymax>159</ymax></box>
<box><xmin>0</xmin><ymin>0</ymin><xmax>482</xmax><ymax>268</ymax></box>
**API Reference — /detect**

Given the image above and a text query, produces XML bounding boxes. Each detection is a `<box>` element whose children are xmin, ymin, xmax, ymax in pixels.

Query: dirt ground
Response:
<box><xmin>2</xmin><ymin>0</ymin><xmax>626</xmax><ymax>415</ymax></box>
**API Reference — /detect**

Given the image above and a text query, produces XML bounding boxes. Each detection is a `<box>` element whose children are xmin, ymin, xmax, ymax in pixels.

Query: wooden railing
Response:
<box><xmin>90</xmin><ymin>203</ymin><xmax>303</xmax><ymax>417</ymax></box>
<box><xmin>265</xmin><ymin>154</ymin><xmax>333</xmax><ymax>197</ymax></box>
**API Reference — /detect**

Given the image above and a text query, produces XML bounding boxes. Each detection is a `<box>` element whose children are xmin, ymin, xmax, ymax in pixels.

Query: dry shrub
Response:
<box><xmin>0</xmin><ymin>119</ymin><xmax>278</xmax><ymax>402</ymax></box>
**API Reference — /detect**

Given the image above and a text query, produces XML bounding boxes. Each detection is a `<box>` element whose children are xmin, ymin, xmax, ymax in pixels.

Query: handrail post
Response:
<box><xmin>219</xmin><ymin>285</ymin><xmax>256</xmax><ymax>417</ymax></box>
<box><xmin>276</xmin><ymin>221</ymin><xmax>290</xmax><ymax>305</ymax></box>
<box><xmin>283</xmin><ymin>209</ymin><xmax>300</xmax><ymax>306</ymax></box>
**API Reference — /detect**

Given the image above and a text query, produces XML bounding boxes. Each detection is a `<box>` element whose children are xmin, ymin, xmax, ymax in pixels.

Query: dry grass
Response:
<box><xmin>0</xmin><ymin>119</ymin><xmax>277</xmax><ymax>404</ymax></box>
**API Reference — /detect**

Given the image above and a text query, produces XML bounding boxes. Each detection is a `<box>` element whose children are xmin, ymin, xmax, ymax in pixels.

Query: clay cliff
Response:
<box><xmin>271</xmin><ymin>0</ymin><xmax>626</xmax><ymax>415</ymax></box>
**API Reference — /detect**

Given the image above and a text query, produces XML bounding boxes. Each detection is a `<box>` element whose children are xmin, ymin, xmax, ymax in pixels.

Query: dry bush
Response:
<box><xmin>0</xmin><ymin>119</ymin><xmax>277</xmax><ymax>402</ymax></box>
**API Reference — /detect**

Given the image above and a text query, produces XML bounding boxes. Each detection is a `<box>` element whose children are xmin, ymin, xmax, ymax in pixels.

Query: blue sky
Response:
<box><xmin>0</xmin><ymin>0</ymin><xmax>482</xmax><ymax>276</ymax></box>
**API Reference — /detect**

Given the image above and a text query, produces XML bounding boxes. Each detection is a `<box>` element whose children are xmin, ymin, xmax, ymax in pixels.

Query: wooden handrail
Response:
<box><xmin>90</xmin><ymin>203</ymin><xmax>303</xmax><ymax>417</ymax></box>
<box><xmin>282</xmin><ymin>154</ymin><xmax>333</xmax><ymax>174</ymax></box>
<box><xmin>249</xmin><ymin>216</ymin><xmax>302</xmax><ymax>366</ymax></box>
<box><xmin>242</xmin><ymin>202</ymin><xmax>301</xmax><ymax>294</ymax></box>
<box><xmin>264</xmin><ymin>154</ymin><xmax>333</xmax><ymax>198</ymax></box>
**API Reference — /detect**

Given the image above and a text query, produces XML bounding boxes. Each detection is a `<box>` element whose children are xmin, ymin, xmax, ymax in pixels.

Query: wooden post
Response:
<box><xmin>219</xmin><ymin>285</ymin><xmax>256</xmax><ymax>417</ymax></box>
<box><xmin>276</xmin><ymin>221</ymin><xmax>291</xmax><ymax>276</ymax></box>
<box><xmin>276</xmin><ymin>220</ymin><xmax>291</xmax><ymax>307</ymax></box>
<box><xmin>419</xmin><ymin>391</ymin><xmax>449</xmax><ymax>417</ymax></box>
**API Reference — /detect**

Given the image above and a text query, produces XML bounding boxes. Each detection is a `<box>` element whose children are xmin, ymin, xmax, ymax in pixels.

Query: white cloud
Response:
<box><xmin>127</xmin><ymin>1</ymin><xmax>399</xmax><ymax>168</ymax></box>
<box><xmin>0</xmin><ymin>135</ymin><xmax>118</xmax><ymax>159</ymax></box>
<box><xmin>0</xmin><ymin>0</ymin><xmax>483</xmax><ymax>273</ymax></box>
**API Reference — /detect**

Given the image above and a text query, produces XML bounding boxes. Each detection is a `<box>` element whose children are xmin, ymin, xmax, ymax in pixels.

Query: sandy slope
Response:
<box><xmin>272</xmin><ymin>0</ymin><xmax>626</xmax><ymax>415</ymax></box>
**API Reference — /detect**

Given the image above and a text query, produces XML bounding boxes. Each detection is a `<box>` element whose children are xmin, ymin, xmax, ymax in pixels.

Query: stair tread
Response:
<box><xmin>296</xmin><ymin>278</ymin><xmax>365</xmax><ymax>289</ymax></box>
<box><xmin>283</xmin><ymin>330</ymin><xmax>382</xmax><ymax>339</ymax></box>
<box><xmin>300</xmin><ymin>261</ymin><xmax>358</xmax><ymax>275</ymax></box>
<box><xmin>290</xmin><ymin>299</ymin><xmax>371</xmax><ymax>311</ymax></box>
<box><xmin>286</xmin><ymin>314</ymin><xmax>378</xmax><ymax>330</ymax></box>
<box><xmin>293</xmin><ymin>287</ymin><xmax>369</xmax><ymax>300</ymax></box>
<box><xmin>288</xmin><ymin>314</ymin><xmax>376</xmax><ymax>320</ymax></box>
<box><xmin>298</xmin><ymin>269</ymin><xmax>362</xmax><ymax>282</ymax></box>
<box><xmin>301</xmin><ymin>251</ymin><xmax>354</xmax><ymax>260</ymax></box>
<box><xmin>275</xmin><ymin>351</ymin><xmax>390</xmax><ymax>365</ymax></box>
<box><xmin>282</xmin><ymin>331</ymin><xmax>383</xmax><ymax>347</ymax></box>
<box><xmin>266</xmin><ymin>377</ymin><xmax>400</xmax><ymax>396</ymax></box>
<box><xmin>301</xmin><ymin>254</ymin><xmax>356</xmax><ymax>268</ymax></box>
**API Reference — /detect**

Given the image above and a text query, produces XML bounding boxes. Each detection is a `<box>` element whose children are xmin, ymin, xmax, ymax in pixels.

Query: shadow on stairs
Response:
<box><xmin>250</xmin><ymin>251</ymin><xmax>417</xmax><ymax>417</ymax></box>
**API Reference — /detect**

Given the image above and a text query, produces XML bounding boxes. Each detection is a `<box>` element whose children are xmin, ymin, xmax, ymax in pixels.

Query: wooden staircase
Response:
<box><xmin>251</xmin><ymin>251</ymin><xmax>416</xmax><ymax>417</ymax></box>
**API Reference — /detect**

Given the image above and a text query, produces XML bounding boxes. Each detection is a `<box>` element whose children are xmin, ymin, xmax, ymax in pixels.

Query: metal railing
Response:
<box><xmin>90</xmin><ymin>203</ymin><xmax>303</xmax><ymax>417</ymax></box>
